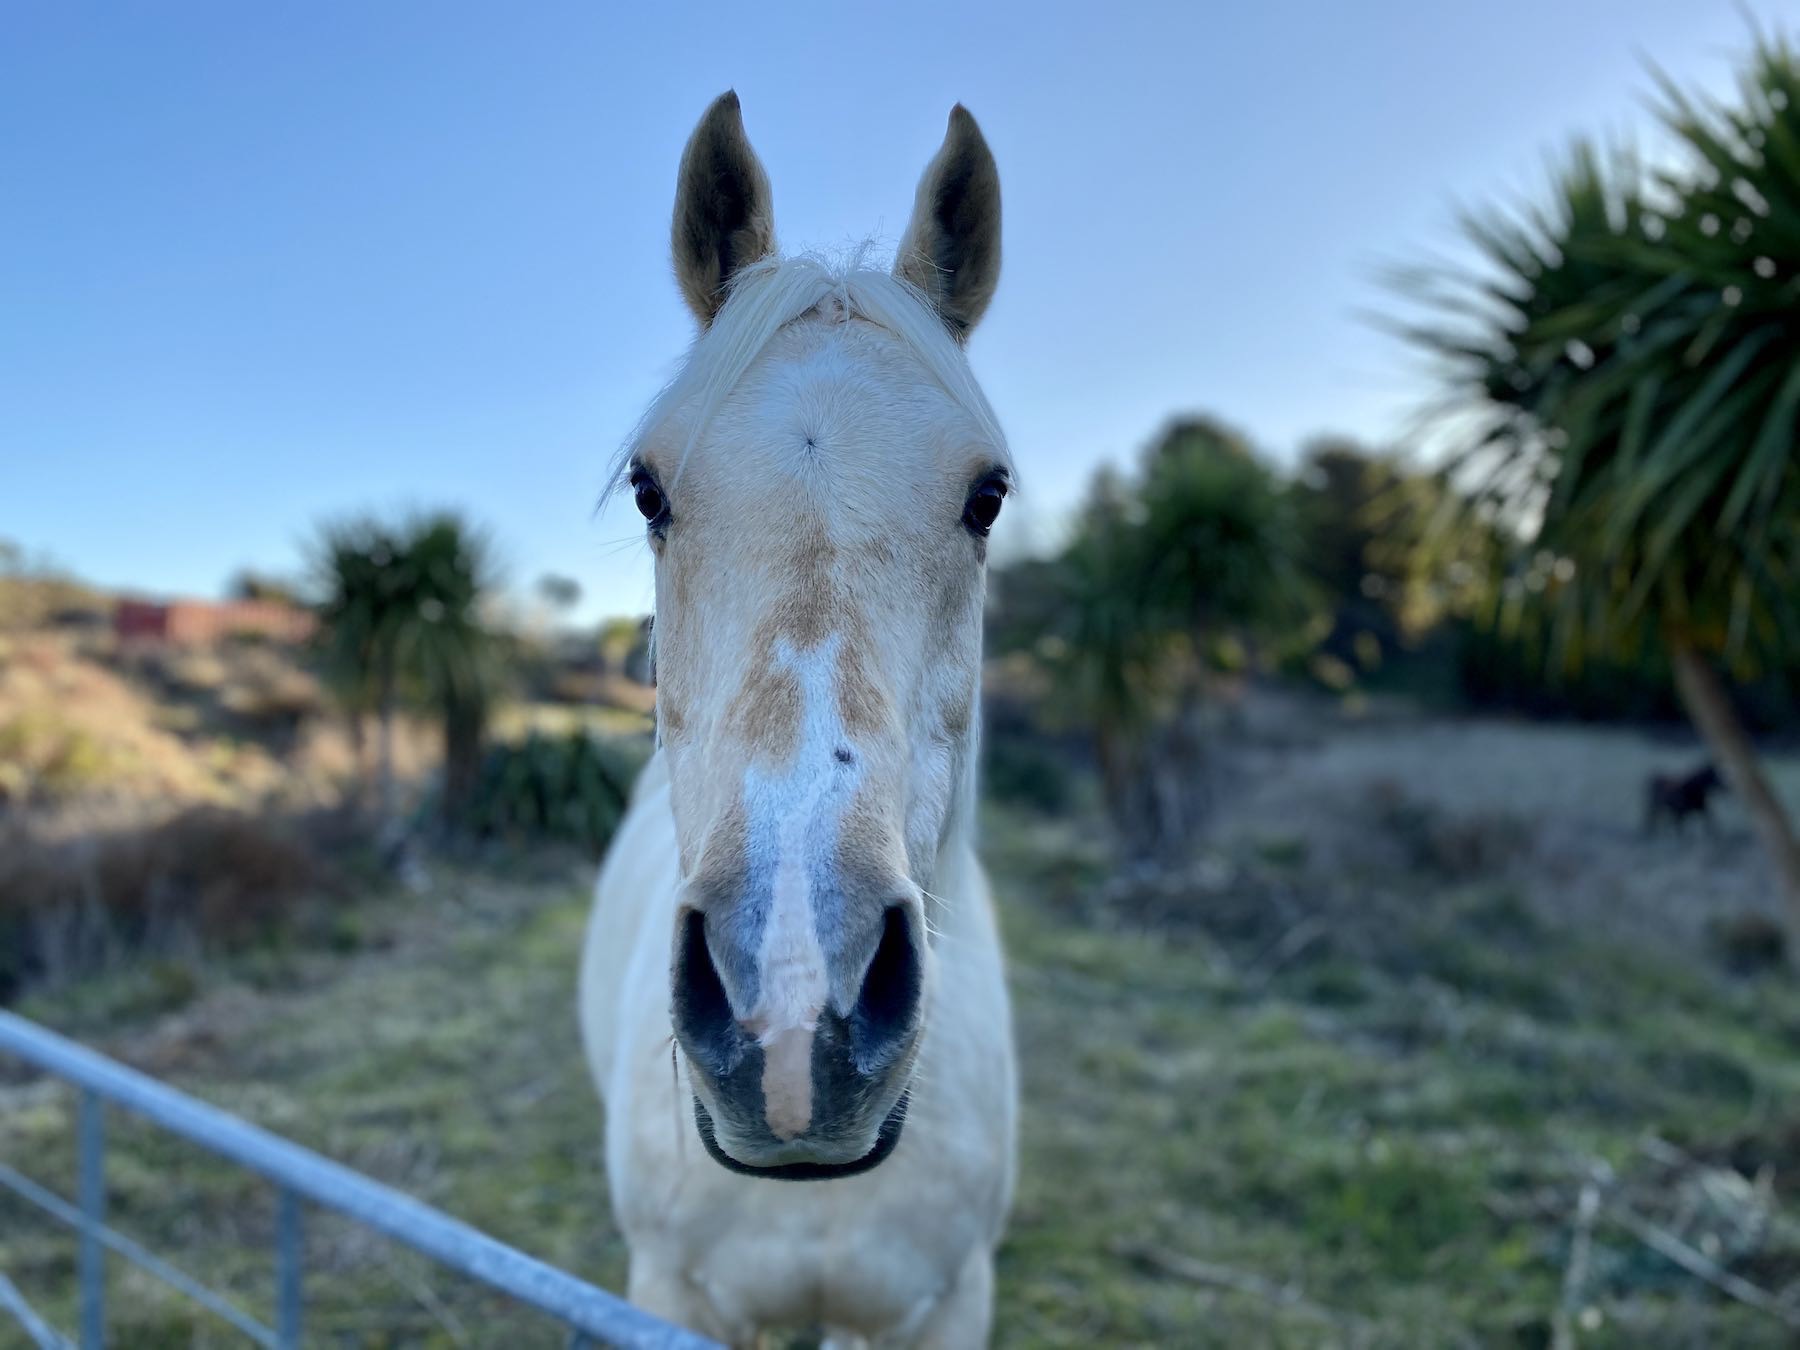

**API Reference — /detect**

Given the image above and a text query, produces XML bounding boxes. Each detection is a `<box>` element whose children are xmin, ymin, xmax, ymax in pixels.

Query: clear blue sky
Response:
<box><xmin>0</xmin><ymin>1</ymin><xmax>1766</xmax><ymax>621</ymax></box>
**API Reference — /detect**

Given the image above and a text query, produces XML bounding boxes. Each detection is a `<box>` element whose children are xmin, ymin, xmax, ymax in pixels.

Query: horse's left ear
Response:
<box><xmin>895</xmin><ymin>105</ymin><xmax>1001</xmax><ymax>341</ymax></box>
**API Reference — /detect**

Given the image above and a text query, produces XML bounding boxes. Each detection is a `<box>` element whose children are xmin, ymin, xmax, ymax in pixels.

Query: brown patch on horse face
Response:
<box><xmin>939</xmin><ymin>692</ymin><xmax>972</xmax><ymax>738</ymax></box>
<box><xmin>855</xmin><ymin>536</ymin><xmax>901</xmax><ymax>570</ymax></box>
<box><xmin>724</xmin><ymin>637</ymin><xmax>802</xmax><ymax>764</ymax></box>
<box><xmin>690</xmin><ymin>796</ymin><xmax>750</xmax><ymax>903</ymax></box>
<box><xmin>835</xmin><ymin>792</ymin><xmax>909</xmax><ymax>888</ymax></box>
<box><xmin>764</xmin><ymin>538</ymin><xmax>836</xmax><ymax>650</ymax></box>
<box><xmin>702</xmin><ymin>534</ymin><xmax>903</xmax><ymax>767</ymax></box>
<box><xmin>834</xmin><ymin>620</ymin><xmax>891</xmax><ymax>737</ymax></box>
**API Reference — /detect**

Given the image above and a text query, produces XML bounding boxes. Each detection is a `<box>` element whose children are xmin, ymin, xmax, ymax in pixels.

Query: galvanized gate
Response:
<box><xmin>0</xmin><ymin>1011</ymin><xmax>717</xmax><ymax>1349</ymax></box>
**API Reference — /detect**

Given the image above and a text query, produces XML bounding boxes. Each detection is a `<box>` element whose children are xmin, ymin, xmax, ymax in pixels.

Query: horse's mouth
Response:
<box><xmin>691</xmin><ymin>1094</ymin><xmax>907</xmax><ymax>1181</ymax></box>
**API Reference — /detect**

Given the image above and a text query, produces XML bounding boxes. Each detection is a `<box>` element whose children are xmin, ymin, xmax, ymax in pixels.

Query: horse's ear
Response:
<box><xmin>672</xmin><ymin>91</ymin><xmax>776</xmax><ymax>326</ymax></box>
<box><xmin>895</xmin><ymin>105</ymin><xmax>1001</xmax><ymax>341</ymax></box>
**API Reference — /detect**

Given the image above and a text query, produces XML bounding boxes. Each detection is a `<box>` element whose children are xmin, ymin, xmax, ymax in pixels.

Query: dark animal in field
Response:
<box><xmin>1645</xmin><ymin>763</ymin><xmax>1727</xmax><ymax>836</ymax></box>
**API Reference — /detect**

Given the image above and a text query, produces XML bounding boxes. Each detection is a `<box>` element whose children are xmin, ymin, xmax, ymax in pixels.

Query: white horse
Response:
<box><xmin>579</xmin><ymin>93</ymin><xmax>1018</xmax><ymax>1347</ymax></box>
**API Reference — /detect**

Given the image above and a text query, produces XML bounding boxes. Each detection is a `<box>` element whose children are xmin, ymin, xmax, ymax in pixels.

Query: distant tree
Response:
<box><xmin>1138</xmin><ymin>419</ymin><xmax>1311</xmax><ymax>657</ymax></box>
<box><xmin>1395</xmin><ymin>29</ymin><xmax>1800</xmax><ymax>947</ymax></box>
<box><xmin>228</xmin><ymin>569</ymin><xmax>304</xmax><ymax>607</ymax></box>
<box><xmin>1292</xmin><ymin>439</ymin><xmax>1494</xmax><ymax>665</ymax></box>
<box><xmin>597</xmin><ymin>615</ymin><xmax>650</xmax><ymax>682</ymax></box>
<box><xmin>1294</xmin><ymin>441</ymin><xmax>1384</xmax><ymax>603</ymax></box>
<box><xmin>1031</xmin><ymin>467</ymin><xmax>1174</xmax><ymax>843</ymax></box>
<box><xmin>537</xmin><ymin>573</ymin><xmax>583</xmax><ymax>615</ymax></box>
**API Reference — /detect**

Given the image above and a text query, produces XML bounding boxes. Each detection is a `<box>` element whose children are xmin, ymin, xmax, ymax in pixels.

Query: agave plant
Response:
<box><xmin>1396</xmin><ymin>27</ymin><xmax>1800</xmax><ymax>944</ymax></box>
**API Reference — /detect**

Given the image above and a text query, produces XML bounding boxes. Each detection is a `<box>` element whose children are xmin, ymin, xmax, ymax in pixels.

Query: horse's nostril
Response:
<box><xmin>673</xmin><ymin>909</ymin><xmax>741</xmax><ymax>1076</ymax></box>
<box><xmin>849</xmin><ymin>906</ymin><xmax>923</xmax><ymax>1075</ymax></box>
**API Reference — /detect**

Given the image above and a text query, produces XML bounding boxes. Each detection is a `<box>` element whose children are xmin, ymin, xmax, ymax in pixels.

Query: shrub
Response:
<box><xmin>983</xmin><ymin>733</ymin><xmax>1077</xmax><ymax>815</ymax></box>
<box><xmin>458</xmin><ymin>731</ymin><xmax>647</xmax><ymax>852</ymax></box>
<box><xmin>0</xmin><ymin>713</ymin><xmax>115</xmax><ymax>804</ymax></box>
<box><xmin>0</xmin><ymin>808</ymin><xmax>328</xmax><ymax>1001</ymax></box>
<box><xmin>1710</xmin><ymin>911</ymin><xmax>1787</xmax><ymax>976</ymax></box>
<box><xmin>1367</xmin><ymin>781</ymin><xmax>1531</xmax><ymax>879</ymax></box>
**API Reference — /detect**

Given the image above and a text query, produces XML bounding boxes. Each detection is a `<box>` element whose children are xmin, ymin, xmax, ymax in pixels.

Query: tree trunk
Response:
<box><xmin>375</xmin><ymin>659</ymin><xmax>397</xmax><ymax>836</ymax></box>
<box><xmin>1095</xmin><ymin>722</ymin><xmax>1141</xmax><ymax>847</ymax></box>
<box><xmin>441</xmin><ymin>697</ymin><xmax>485</xmax><ymax>830</ymax></box>
<box><xmin>346</xmin><ymin>710</ymin><xmax>367</xmax><ymax>808</ymax></box>
<box><xmin>1667</xmin><ymin>636</ymin><xmax>1800</xmax><ymax>962</ymax></box>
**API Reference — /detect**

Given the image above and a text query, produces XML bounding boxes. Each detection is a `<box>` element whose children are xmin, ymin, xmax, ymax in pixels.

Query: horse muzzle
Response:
<box><xmin>670</xmin><ymin>905</ymin><xmax>923</xmax><ymax>1179</ymax></box>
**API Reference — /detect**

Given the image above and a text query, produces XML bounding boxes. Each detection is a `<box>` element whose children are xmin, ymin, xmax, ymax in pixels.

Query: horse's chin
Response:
<box><xmin>691</xmin><ymin>1094</ymin><xmax>908</xmax><ymax>1182</ymax></box>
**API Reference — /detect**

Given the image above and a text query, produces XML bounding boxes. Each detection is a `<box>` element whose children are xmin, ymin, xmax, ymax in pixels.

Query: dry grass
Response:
<box><xmin>0</xmin><ymin>631</ymin><xmax>444</xmax><ymax>814</ymax></box>
<box><xmin>1207</xmin><ymin>712</ymin><xmax>1800</xmax><ymax>950</ymax></box>
<box><xmin>0</xmin><ymin>635</ymin><xmax>221</xmax><ymax>804</ymax></box>
<box><xmin>0</xmin><ymin>807</ymin><xmax>342</xmax><ymax>1000</ymax></box>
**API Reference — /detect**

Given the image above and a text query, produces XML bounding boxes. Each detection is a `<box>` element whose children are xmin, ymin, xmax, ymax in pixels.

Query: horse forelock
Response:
<box><xmin>608</xmin><ymin>250</ymin><xmax>1013</xmax><ymax>503</ymax></box>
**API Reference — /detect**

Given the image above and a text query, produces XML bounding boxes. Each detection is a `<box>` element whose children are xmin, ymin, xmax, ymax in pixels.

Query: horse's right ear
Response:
<box><xmin>671</xmin><ymin>91</ymin><xmax>776</xmax><ymax>327</ymax></box>
<box><xmin>895</xmin><ymin>105</ymin><xmax>1001</xmax><ymax>341</ymax></box>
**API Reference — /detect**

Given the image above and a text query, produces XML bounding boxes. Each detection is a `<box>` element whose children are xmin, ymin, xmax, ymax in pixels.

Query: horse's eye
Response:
<box><xmin>963</xmin><ymin>478</ymin><xmax>1007</xmax><ymax>536</ymax></box>
<box><xmin>631</xmin><ymin>469</ymin><xmax>667</xmax><ymax>526</ymax></box>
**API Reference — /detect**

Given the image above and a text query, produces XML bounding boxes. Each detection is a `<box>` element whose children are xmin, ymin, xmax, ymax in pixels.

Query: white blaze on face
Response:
<box><xmin>740</xmin><ymin>632</ymin><xmax>861</xmax><ymax>1139</ymax></box>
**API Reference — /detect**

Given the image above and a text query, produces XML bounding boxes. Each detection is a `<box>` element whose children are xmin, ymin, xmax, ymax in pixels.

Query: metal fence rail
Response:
<box><xmin>0</xmin><ymin>1011</ymin><xmax>717</xmax><ymax>1350</ymax></box>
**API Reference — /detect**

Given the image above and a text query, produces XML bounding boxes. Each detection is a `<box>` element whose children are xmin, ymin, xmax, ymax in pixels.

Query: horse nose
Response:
<box><xmin>671</xmin><ymin>908</ymin><xmax>741</xmax><ymax>1081</ymax></box>
<box><xmin>844</xmin><ymin>904</ymin><xmax>925</xmax><ymax>1075</ymax></box>
<box><xmin>670</xmin><ymin>901</ymin><xmax>924</xmax><ymax>1154</ymax></box>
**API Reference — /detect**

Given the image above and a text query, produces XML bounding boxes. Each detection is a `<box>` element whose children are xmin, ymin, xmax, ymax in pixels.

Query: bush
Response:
<box><xmin>1710</xmin><ymin>911</ymin><xmax>1787</xmax><ymax>976</ymax></box>
<box><xmin>1367</xmin><ymin>780</ymin><xmax>1531</xmax><ymax>880</ymax></box>
<box><xmin>458</xmin><ymin>731</ymin><xmax>648</xmax><ymax>852</ymax></box>
<box><xmin>0</xmin><ymin>713</ymin><xmax>115</xmax><ymax>805</ymax></box>
<box><xmin>0</xmin><ymin>808</ymin><xmax>328</xmax><ymax>1001</ymax></box>
<box><xmin>984</xmin><ymin>733</ymin><xmax>1077</xmax><ymax>815</ymax></box>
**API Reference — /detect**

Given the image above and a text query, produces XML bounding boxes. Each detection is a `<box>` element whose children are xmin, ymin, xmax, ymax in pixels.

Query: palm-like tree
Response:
<box><xmin>1021</xmin><ymin>422</ymin><xmax>1310</xmax><ymax>852</ymax></box>
<box><xmin>1138</xmin><ymin>419</ymin><xmax>1311</xmax><ymax>655</ymax></box>
<box><xmin>1039</xmin><ymin>468</ymin><xmax>1176</xmax><ymax>843</ymax></box>
<box><xmin>313</xmin><ymin>518</ymin><xmax>410</xmax><ymax>820</ymax></box>
<box><xmin>312</xmin><ymin>512</ymin><xmax>502</xmax><ymax>832</ymax></box>
<box><xmin>396</xmin><ymin>514</ymin><xmax>503</xmax><ymax>825</ymax></box>
<box><xmin>1399</xmin><ymin>29</ymin><xmax>1800</xmax><ymax>943</ymax></box>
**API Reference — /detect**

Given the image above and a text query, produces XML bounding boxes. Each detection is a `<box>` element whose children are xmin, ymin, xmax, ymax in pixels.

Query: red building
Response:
<box><xmin>114</xmin><ymin>598</ymin><xmax>316</xmax><ymax>646</ymax></box>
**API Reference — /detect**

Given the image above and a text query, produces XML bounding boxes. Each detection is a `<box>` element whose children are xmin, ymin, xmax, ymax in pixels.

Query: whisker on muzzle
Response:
<box><xmin>666</xmin><ymin>1034</ymin><xmax>687</xmax><ymax>1166</ymax></box>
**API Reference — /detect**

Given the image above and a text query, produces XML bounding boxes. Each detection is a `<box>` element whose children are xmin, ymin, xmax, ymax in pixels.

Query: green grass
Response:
<box><xmin>5</xmin><ymin>799</ymin><xmax>1800</xmax><ymax>1345</ymax></box>
<box><xmin>983</xmin><ymin>806</ymin><xmax>1800</xmax><ymax>1347</ymax></box>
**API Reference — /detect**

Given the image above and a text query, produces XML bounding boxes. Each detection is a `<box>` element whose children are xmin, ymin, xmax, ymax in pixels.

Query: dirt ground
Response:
<box><xmin>1209</xmin><ymin>709</ymin><xmax>1800</xmax><ymax>950</ymax></box>
<box><xmin>1211</xmin><ymin>705</ymin><xmax>1800</xmax><ymax>949</ymax></box>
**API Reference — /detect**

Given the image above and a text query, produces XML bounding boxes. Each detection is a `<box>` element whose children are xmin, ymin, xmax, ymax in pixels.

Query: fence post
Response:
<box><xmin>276</xmin><ymin>1186</ymin><xmax>303</xmax><ymax>1347</ymax></box>
<box><xmin>78</xmin><ymin>1089</ymin><xmax>105</xmax><ymax>1350</ymax></box>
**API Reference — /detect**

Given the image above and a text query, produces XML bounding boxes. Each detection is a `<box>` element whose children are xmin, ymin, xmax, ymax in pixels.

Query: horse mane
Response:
<box><xmin>610</xmin><ymin>251</ymin><xmax>1012</xmax><ymax>496</ymax></box>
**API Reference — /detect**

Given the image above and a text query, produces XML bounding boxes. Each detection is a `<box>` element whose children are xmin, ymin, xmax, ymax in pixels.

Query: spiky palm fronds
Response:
<box><xmin>1396</xmin><ymin>33</ymin><xmax>1800</xmax><ymax>674</ymax></box>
